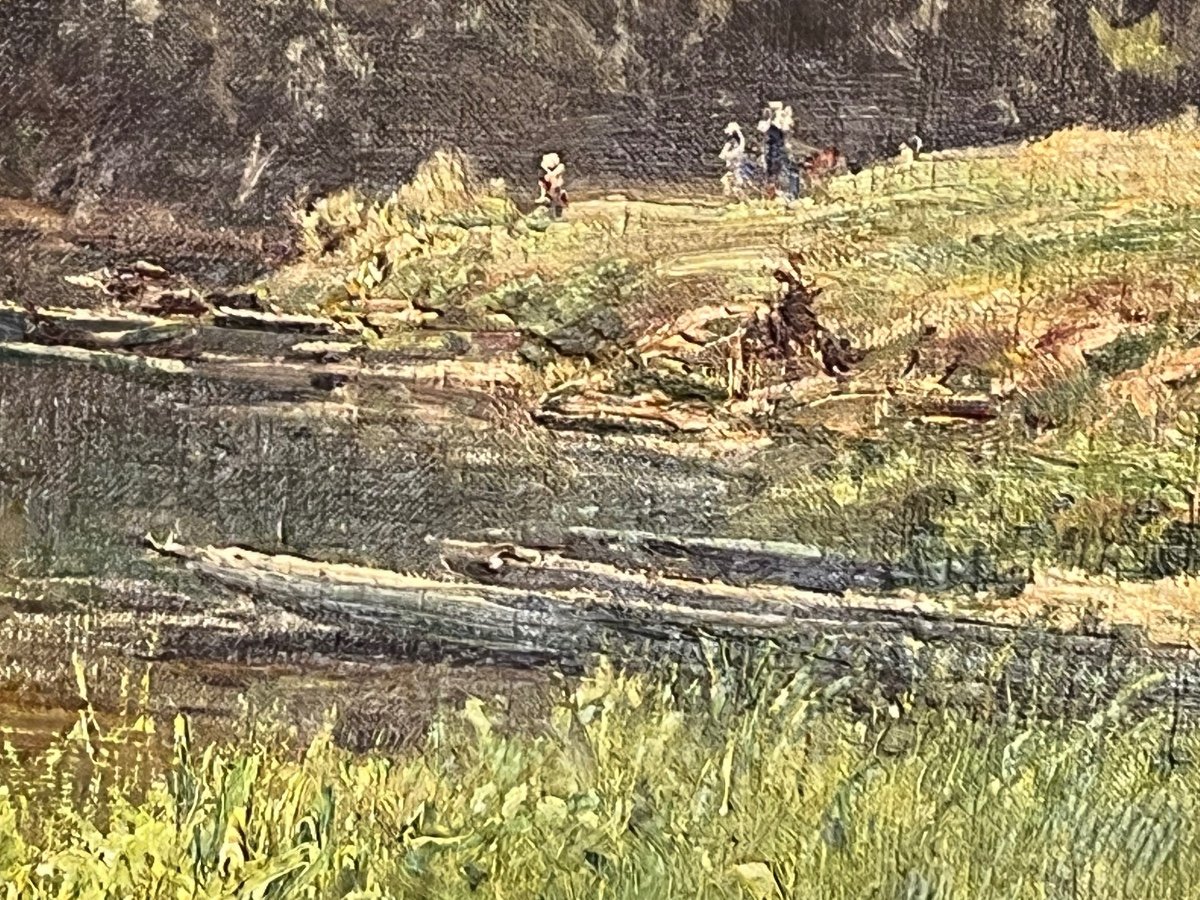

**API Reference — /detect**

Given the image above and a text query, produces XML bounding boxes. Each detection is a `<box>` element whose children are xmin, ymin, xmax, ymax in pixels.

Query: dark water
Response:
<box><xmin>5</xmin><ymin>355</ymin><xmax>1200</xmax><ymax>743</ymax></box>
<box><xmin>3</xmin><ymin>356</ymin><xmax>722</xmax><ymax>746</ymax></box>
<box><xmin>0</xmin><ymin>360</ymin><xmax>748</xmax><ymax>580</ymax></box>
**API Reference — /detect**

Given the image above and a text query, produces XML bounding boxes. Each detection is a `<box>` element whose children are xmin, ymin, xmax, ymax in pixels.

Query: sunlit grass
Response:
<box><xmin>1</xmin><ymin>658</ymin><xmax>1197</xmax><ymax>899</ymax></box>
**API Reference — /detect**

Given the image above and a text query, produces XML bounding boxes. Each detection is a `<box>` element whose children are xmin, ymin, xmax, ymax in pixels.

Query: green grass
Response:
<box><xmin>2</xmin><ymin>658</ymin><xmax>1198</xmax><ymax>898</ymax></box>
<box><xmin>737</xmin><ymin>420</ymin><xmax>1200</xmax><ymax>583</ymax></box>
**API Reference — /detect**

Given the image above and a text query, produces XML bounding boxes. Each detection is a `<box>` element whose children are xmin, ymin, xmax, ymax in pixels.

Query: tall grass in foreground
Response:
<box><xmin>1</xmin><ymin>659</ymin><xmax>1197</xmax><ymax>899</ymax></box>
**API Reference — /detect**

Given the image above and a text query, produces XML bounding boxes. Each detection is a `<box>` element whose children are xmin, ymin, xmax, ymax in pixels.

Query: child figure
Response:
<box><xmin>537</xmin><ymin>152</ymin><xmax>568</xmax><ymax>219</ymax></box>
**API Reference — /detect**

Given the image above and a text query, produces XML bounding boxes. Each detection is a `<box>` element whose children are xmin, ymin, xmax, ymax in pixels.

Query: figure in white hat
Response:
<box><xmin>719</xmin><ymin>122</ymin><xmax>754</xmax><ymax>197</ymax></box>
<box><xmin>537</xmin><ymin>152</ymin><xmax>568</xmax><ymax>219</ymax></box>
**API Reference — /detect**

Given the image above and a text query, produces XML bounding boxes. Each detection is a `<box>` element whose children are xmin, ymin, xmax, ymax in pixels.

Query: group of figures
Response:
<box><xmin>720</xmin><ymin>101</ymin><xmax>848</xmax><ymax>201</ymax></box>
<box><xmin>532</xmin><ymin>101</ymin><xmax>853</xmax><ymax>219</ymax></box>
<box><xmin>534</xmin><ymin>108</ymin><xmax>918</xmax><ymax>217</ymax></box>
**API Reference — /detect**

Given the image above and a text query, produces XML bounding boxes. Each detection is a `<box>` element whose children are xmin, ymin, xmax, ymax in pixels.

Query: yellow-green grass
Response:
<box><xmin>1</xmin><ymin>659</ymin><xmax>1196</xmax><ymax>899</ymax></box>
<box><xmin>271</xmin><ymin>117</ymin><xmax>1200</xmax><ymax>367</ymax></box>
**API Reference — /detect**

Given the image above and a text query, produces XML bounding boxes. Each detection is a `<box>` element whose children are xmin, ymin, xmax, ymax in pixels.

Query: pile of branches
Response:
<box><xmin>731</xmin><ymin>252</ymin><xmax>864</xmax><ymax>398</ymax></box>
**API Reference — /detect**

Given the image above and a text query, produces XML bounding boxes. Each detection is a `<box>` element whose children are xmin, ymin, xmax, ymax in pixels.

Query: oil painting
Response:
<box><xmin>4</xmin><ymin>1</ymin><xmax>1200</xmax><ymax>896</ymax></box>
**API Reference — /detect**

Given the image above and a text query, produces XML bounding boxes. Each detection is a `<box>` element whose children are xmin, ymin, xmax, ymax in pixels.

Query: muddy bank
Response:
<box><xmin>0</xmin><ymin>572</ymin><xmax>554</xmax><ymax>755</ymax></box>
<box><xmin>0</xmin><ymin>198</ymin><xmax>286</xmax><ymax>310</ymax></box>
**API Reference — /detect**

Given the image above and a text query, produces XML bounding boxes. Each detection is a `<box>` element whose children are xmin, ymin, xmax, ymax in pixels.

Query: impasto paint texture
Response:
<box><xmin>4</xmin><ymin>2</ymin><xmax>1200</xmax><ymax>897</ymax></box>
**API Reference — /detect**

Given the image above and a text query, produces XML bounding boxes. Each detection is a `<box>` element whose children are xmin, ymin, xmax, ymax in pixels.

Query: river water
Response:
<box><xmin>0</xmin><ymin>359</ymin><xmax>750</xmax><ymax>579</ymax></box>
<box><xmin>0</xmin><ymin>350</ymin><xmax>757</xmax><ymax>747</ymax></box>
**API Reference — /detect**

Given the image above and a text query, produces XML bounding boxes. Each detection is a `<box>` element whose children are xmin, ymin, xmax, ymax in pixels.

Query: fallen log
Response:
<box><xmin>535</xmin><ymin>391</ymin><xmax>724</xmax><ymax>435</ymax></box>
<box><xmin>30</xmin><ymin>320</ymin><xmax>194</xmax><ymax>351</ymax></box>
<box><xmin>0</xmin><ymin>341</ymin><xmax>191</xmax><ymax>375</ymax></box>
<box><xmin>145</xmin><ymin>537</ymin><xmax>805</xmax><ymax>663</ymax></box>
<box><xmin>136</xmin><ymin>289</ymin><xmax>211</xmax><ymax>318</ymax></box>
<box><xmin>212</xmin><ymin>307</ymin><xmax>353</xmax><ymax>337</ymax></box>
<box><xmin>145</xmin><ymin>536</ymin><xmax>1200</xmax><ymax>717</ymax></box>
<box><xmin>462</xmin><ymin>526</ymin><xmax>1032</xmax><ymax>596</ymax></box>
<box><xmin>782</xmin><ymin>386</ymin><xmax>1001</xmax><ymax>423</ymax></box>
<box><xmin>0</xmin><ymin>303</ymin><xmax>195</xmax><ymax>348</ymax></box>
<box><xmin>287</xmin><ymin>340</ymin><xmax>366</xmax><ymax>363</ymax></box>
<box><xmin>438</xmin><ymin>537</ymin><xmax>837</xmax><ymax>613</ymax></box>
<box><xmin>363</xmin><ymin>329</ymin><xmax>526</xmax><ymax>364</ymax></box>
<box><xmin>465</xmin><ymin>527</ymin><xmax>901</xmax><ymax>593</ymax></box>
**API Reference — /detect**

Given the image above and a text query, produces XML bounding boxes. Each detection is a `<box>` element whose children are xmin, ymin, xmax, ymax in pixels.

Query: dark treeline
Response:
<box><xmin>1</xmin><ymin>0</ymin><xmax>1197</xmax><ymax>223</ymax></box>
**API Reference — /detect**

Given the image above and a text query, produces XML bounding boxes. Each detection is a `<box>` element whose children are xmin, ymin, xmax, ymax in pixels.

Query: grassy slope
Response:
<box><xmin>260</xmin><ymin>120</ymin><xmax>1200</xmax><ymax>605</ymax></box>
<box><xmin>8</xmin><ymin>127</ymin><xmax>1200</xmax><ymax>898</ymax></box>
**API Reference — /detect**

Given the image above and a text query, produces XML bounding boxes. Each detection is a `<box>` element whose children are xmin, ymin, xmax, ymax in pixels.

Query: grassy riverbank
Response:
<box><xmin>0</xmin><ymin>658</ymin><xmax>1194</xmax><ymax>899</ymax></box>
<box><xmin>241</xmin><ymin>115</ymin><xmax>1200</xmax><ymax>595</ymax></box>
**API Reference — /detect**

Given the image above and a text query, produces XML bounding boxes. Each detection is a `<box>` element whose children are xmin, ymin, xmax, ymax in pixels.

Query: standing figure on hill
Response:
<box><xmin>777</xmin><ymin>105</ymin><xmax>803</xmax><ymax>199</ymax></box>
<box><xmin>770</xmin><ymin>261</ymin><xmax>823</xmax><ymax>356</ymax></box>
<box><xmin>758</xmin><ymin>102</ymin><xmax>797</xmax><ymax>200</ymax></box>
<box><xmin>537</xmin><ymin>153</ymin><xmax>568</xmax><ymax>219</ymax></box>
<box><xmin>896</xmin><ymin>136</ymin><xmax>923</xmax><ymax>172</ymax></box>
<box><xmin>719</xmin><ymin>122</ymin><xmax>755</xmax><ymax>197</ymax></box>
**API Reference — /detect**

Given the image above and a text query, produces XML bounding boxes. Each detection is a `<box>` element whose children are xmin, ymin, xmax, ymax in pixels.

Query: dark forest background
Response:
<box><xmin>1</xmin><ymin>0</ymin><xmax>1198</xmax><ymax>223</ymax></box>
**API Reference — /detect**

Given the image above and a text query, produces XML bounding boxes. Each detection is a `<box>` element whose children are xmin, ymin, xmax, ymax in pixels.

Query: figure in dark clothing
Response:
<box><xmin>756</xmin><ymin>102</ymin><xmax>801</xmax><ymax>200</ymax></box>
<box><xmin>768</xmin><ymin>257</ymin><xmax>823</xmax><ymax>356</ymax></box>
<box><xmin>758</xmin><ymin>103</ymin><xmax>791</xmax><ymax>198</ymax></box>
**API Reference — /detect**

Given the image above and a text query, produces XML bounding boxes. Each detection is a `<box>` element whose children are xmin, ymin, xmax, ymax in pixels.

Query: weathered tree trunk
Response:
<box><xmin>146</xmin><ymin>535</ymin><xmax>1200</xmax><ymax>718</ymax></box>
<box><xmin>446</xmin><ymin>529</ymin><xmax>896</xmax><ymax>593</ymax></box>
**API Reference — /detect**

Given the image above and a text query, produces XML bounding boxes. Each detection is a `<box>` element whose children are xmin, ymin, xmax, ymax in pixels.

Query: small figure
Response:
<box><xmin>719</xmin><ymin>122</ymin><xmax>755</xmax><ymax>197</ymax></box>
<box><xmin>537</xmin><ymin>152</ymin><xmax>568</xmax><ymax>219</ymax></box>
<box><xmin>802</xmin><ymin>146</ymin><xmax>847</xmax><ymax>193</ymax></box>
<box><xmin>767</xmin><ymin>253</ymin><xmax>824</xmax><ymax>356</ymax></box>
<box><xmin>758</xmin><ymin>102</ymin><xmax>799</xmax><ymax>200</ymax></box>
<box><xmin>776</xmin><ymin>105</ymin><xmax>803</xmax><ymax>199</ymax></box>
<box><xmin>896</xmin><ymin>136</ymin><xmax>922</xmax><ymax>171</ymax></box>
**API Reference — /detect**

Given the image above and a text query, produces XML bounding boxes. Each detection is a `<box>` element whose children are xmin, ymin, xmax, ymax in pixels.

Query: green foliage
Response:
<box><xmin>479</xmin><ymin>260</ymin><xmax>646</xmax><ymax>360</ymax></box>
<box><xmin>750</xmin><ymin>425</ymin><xmax>1195</xmax><ymax>583</ymax></box>
<box><xmin>1085</xmin><ymin>325</ymin><xmax>1171</xmax><ymax>378</ymax></box>
<box><xmin>1089</xmin><ymin>9</ymin><xmax>1182</xmax><ymax>80</ymax></box>
<box><xmin>2</xmin><ymin>660</ymin><xmax>1198</xmax><ymax>898</ymax></box>
<box><xmin>293</xmin><ymin>150</ymin><xmax>518</xmax><ymax>296</ymax></box>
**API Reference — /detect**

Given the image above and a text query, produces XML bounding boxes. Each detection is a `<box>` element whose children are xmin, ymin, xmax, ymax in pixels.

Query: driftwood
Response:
<box><xmin>142</xmin><ymin>535</ymin><xmax>1018</xmax><ymax>662</ymax></box>
<box><xmin>145</xmin><ymin>535</ymin><xmax>1200</xmax><ymax>716</ymax></box>
<box><xmin>137</xmin><ymin>290</ymin><xmax>211</xmax><ymax>318</ymax></box>
<box><xmin>145</xmin><ymin>537</ymin><xmax>799</xmax><ymax>663</ymax></box>
<box><xmin>446</xmin><ymin>529</ymin><xmax>897</xmax><ymax>594</ymax></box>
<box><xmin>30</xmin><ymin>320</ymin><xmax>194</xmax><ymax>351</ymax></box>
<box><xmin>287</xmin><ymin>341</ymin><xmax>366</xmax><ymax>363</ymax></box>
<box><xmin>535</xmin><ymin>391</ymin><xmax>724</xmax><ymax>435</ymax></box>
<box><xmin>212</xmin><ymin>307</ymin><xmax>354</xmax><ymax>336</ymax></box>
<box><xmin>0</xmin><ymin>341</ymin><xmax>191</xmax><ymax>375</ymax></box>
<box><xmin>0</xmin><ymin>303</ymin><xmax>195</xmax><ymax>350</ymax></box>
